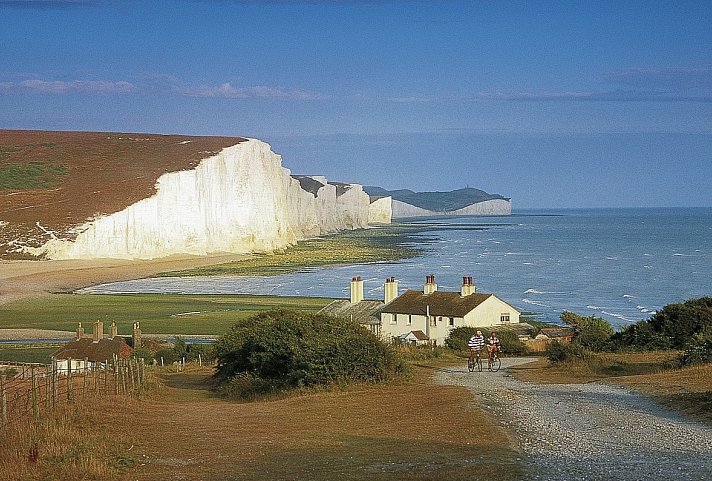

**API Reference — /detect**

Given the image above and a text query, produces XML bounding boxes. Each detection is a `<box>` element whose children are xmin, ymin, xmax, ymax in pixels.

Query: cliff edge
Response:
<box><xmin>0</xmin><ymin>131</ymin><xmax>388</xmax><ymax>260</ymax></box>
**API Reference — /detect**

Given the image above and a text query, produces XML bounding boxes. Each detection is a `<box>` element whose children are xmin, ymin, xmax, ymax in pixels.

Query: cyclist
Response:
<box><xmin>468</xmin><ymin>330</ymin><xmax>485</xmax><ymax>368</ymax></box>
<box><xmin>486</xmin><ymin>331</ymin><xmax>501</xmax><ymax>370</ymax></box>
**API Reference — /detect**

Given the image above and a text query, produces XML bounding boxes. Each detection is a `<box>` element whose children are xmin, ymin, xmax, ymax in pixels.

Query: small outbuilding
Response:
<box><xmin>53</xmin><ymin>320</ymin><xmax>134</xmax><ymax>373</ymax></box>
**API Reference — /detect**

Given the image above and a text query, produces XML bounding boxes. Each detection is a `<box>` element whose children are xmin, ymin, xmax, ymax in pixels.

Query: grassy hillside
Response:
<box><xmin>0</xmin><ymin>130</ymin><xmax>243</xmax><ymax>259</ymax></box>
<box><xmin>365</xmin><ymin>186</ymin><xmax>509</xmax><ymax>212</ymax></box>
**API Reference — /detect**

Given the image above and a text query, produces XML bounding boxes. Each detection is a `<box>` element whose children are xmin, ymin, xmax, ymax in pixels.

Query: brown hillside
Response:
<box><xmin>0</xmin><ymin>130</ymin><xmax>245</xmax><ymax>259</ymax></box>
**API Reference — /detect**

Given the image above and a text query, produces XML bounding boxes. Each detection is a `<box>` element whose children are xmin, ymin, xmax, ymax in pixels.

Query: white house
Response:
<box><xmin>379</xmin><ymin>275</ymin><xmax>520</xmax><ymax>346</ymax></box>
<box><xmin>319</xmin><ymin>275</ymin><xmax>520</xmax><ymax>346</ymax></box>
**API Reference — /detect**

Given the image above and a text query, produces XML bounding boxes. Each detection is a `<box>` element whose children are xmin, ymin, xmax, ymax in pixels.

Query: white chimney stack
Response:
<box><xmin>424</xmin><ymin>274</ymin><xmax>437</xmax><ymax>295</ymax></box>
<box><xmin>384</xmin><ymin>277</ymin><xmax>399</xmax><ymax>304</ymax></box>
<box><xmin>461</xmin><ymin>276</ymin><xmax>476</xmax><ymax>296</ymax></box>
<box><xmin>350</xmin><ymin>276</ymin><xmax>364</xmax><ymax>303</ymax></box>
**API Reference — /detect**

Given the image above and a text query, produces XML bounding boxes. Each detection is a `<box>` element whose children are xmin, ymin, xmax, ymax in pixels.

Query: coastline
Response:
<box><xmin>0</xmin><ymin>253</ymin><xmax>252</xmax><ymax>306</ymax></box>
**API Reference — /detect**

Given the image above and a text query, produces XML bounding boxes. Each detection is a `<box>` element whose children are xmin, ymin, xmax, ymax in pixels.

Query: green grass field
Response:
<box><xmin>0</xmin><ymin>345</ymin><xmax>59</xmax><ymax>363</ymax></box>
<box><xmin>0</xmin><ymin>293</ymin><xmax>333</xmax><ymax>336</ymax></box>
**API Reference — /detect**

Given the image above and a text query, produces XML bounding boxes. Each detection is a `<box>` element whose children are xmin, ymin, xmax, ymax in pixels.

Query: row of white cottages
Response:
<box><xmin>318</xmin><ymin>275</ymin><xmax>521</xmax><ymax>346</ymax></box>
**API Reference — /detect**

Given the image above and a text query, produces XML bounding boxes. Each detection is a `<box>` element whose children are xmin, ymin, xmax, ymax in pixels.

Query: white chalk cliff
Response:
<box><xmin>392</xmin><ymin>198</ymin><xmax>511</xmax><ymax>217</ymax></box>
<box><xmin>26</xmin><ymin>139</ymin><xmax>388</xmax><ymax>260</ymax></box>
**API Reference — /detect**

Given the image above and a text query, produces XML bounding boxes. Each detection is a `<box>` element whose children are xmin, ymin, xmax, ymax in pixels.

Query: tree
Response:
<box><xmin>560</xmin><ymin>311</ymin><xmax>614</xmax><ymax>352</ymax></box>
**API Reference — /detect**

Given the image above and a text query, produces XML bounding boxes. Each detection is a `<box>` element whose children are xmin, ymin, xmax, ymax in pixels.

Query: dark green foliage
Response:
<box><xmin>647</xmin><ymin>297</ymin><xmax>712</xmax><ymax>349</ymax></box>
<box><xmin>546</xmin><ymin>340</ymin><xmax>588</xmax><ymax>363</ymax></box>
<box><xmin>677</xmin><ymin>327</ymin><xmax>712</xmax><ymax>366</ymax></box>
<box><xmin>612</xmin><ymin>320</ymin><xmax>673</xmax><ymax>350</ymax></box>
<box><xmin>560</xmin><ymin>311</ymin><xmax>614</xmax><ymax>352</ymax></box>
<box><xmin>132</xmin><ymin>347</ymin><xmax>155</xmax><ymax>363</ymax></box>
<box><xmin>0</xmin><ymin>161</ymin><xmax>67</xmax><ymax>191</ymax></box>
<box><xmin>613</xmin><ymin>297</ymin><xmax>712</xmax><ymax>351</ymax></box>
<box><xmin>152</xmin><ymin>338</ymin><xmax>215</xmax><ymax>364</ymax></box>
<box><xmin>445</xmin><ymin>326</ymin><xmax>525</xmax><ymax>354</ymax></box>
<box><xmin>213</xmin><ymin>310</ymin><xmax>406</xmax><ymax>400</ymax></box>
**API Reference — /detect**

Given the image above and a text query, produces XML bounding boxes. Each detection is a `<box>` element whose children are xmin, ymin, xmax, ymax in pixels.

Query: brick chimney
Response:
<box><xmin>424</xmin><ymin>274</ymin><xmax>437</xmax><ymax>295</ymax></box>
<box><xmin>461</xmin><ymin>276</ymin><xmax>476</xmax><ymax>296</ymax></box>
<box><xmin>109</xmin><ymin>320</ymin><xmax>118</xmax><ymax>339</ymax></box>
<box><xmin>350</xmin><ymin>276</ymin><xmax>364</xmax><ymax>303</ymax></box>
<box><xmin>384</xmin><ymin>277</ymin><xmax>399</xmax><ymax>304</ymax></box>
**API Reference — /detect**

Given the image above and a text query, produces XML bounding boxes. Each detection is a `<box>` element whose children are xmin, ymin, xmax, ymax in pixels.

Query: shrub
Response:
<box><xmin>155</xmin><ymin>348</ymin><xmax>179</xmax><ymax>365</ymax></box>
<box><xmin>560</xmin><ymin>311</ymin><xmax>614</xmax><ymax>352</ymax></box>
<box><xmin>647</xmin><ymin>297</ymin><xmax>712</xmax><ymax>348</ymax></box>
<box><xmin>213</xmin><ymin>310</ymin><xmax>406</xmax><ymax>399</ymax></box>
<box><xmin>445</xmin><ymin>326</ymin><xmax>525</xmax><ymax>354</ymax></box>
<box><xmin>547</xmin><ymin>340</ymin><xmax>588</xmax><ymax>363</ymax></box>
<box><xmin>132</xmin><ymin>347</ymin><xmax>155</xmax><ymax>363</ymax></box>
<box><xmin>678</xmin><ymin>328</ymin><xmax>712</xmax><ymax>366</ymax></box>
<box><xmin>612</xmin><ymin>320</ymin><xmax>673</xmax><ymax>351</ymax></box>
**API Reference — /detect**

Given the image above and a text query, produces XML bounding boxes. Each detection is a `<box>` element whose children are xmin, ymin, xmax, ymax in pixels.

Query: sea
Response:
<box><xmin>79</xmin><ymin>208</ymin><xmax>712</xmax><ymax>328</ymax></box>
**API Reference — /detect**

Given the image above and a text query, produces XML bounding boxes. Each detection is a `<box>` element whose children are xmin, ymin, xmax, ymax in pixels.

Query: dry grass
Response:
<box><xmin>510</xmin><ymin>352</ymin><xmax>712</xmax><ymax>425</ymax></box>
<box><xmin>126</xmin><ymin>366</ymin><xmax>525</xmax><ymax>481</ymax></box>
<box><xmin>0</xmin><ymin>396</ymin><xmax>139</xmax><ymax>481</ymax></box>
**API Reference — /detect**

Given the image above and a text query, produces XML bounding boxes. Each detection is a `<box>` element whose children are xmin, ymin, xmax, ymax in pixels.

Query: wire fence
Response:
<box><xmin>0</xmin><ymin>357</ymin><xmax>146</xmax><ymax>430</ymax></box>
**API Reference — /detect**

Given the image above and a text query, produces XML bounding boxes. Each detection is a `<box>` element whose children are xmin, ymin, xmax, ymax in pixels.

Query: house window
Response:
<box><xmin>500</xmin><ymin>313</ymin><xmax>510</xmax><ymax>323</ymax></box>
<box><xmin>448</xmin><ymin>317</ymin><xmax>455</xmax><ymax>326</ymax></box>
<box><xmin>407</xmin><ymin>315</ymin><xmax>412</xmax><ymax>326</ymax></box>
<box><xmin>390</xmin><ymin>314</ymin><xmax>397</xmax><ymax>325</ymax></box>
<box><xmin>430</xmin><ymin>316</ymin><xmax>436</xmax><ymax>327</ymax></box>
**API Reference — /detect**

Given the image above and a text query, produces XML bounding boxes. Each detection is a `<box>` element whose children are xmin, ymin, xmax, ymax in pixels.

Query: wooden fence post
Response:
<box><xmin>83</xmin><ymin>358</ymin><xmax>88</xmax><ymax>397</ymax></box>
<box><xmin>67</xmin><ymin>359</ymin><xmax>73</xmax><ymax>401</ymax></box>
<box><xmin>31</xmin><ymin>366</ymin><xmax>39</xmax><ymax>421</ymax></box>
<box><xmin>1</xmin><ymin>375</ymin><xmax>7</xmax><ymax>426</ymax></box>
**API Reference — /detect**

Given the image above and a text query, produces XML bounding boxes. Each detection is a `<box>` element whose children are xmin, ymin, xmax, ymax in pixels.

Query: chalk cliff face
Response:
<box><xmin>25</xmin><ymin>139</ymin><xmax>382</xmax><ymax>260</ymax></box>
<box><xmin>368</xmin><ymin>196</ymin><xmax>393</xmax><ymax>224</ymax></box>
<box><xmin>392</xmin><ymin>198</ymin><xmax>511</xmax><ymax>217</ymax></box>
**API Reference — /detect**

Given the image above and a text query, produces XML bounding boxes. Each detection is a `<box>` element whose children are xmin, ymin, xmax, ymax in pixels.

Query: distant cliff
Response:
<box><xmin>0</xmin><ymin>133</ymin><xmax>387</xmax><ymax>260</ymax></box>
<box><xmin>364</xmin><ymin>187</ymin><xmax>511</xmax><ymax>217</ymax></box>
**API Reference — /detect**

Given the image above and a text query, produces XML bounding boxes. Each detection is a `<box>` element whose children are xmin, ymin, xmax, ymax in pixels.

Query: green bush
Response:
<box><xmin>213</xmin><ymin>310</ymin><xmax>406</xmax><ymax>399</ymax></box>
<box><xmin>612</xmin><ymin>320</ymin><xmax>673</xmax><ymax>351</ymax></box>
<box><xmin>445</xmin><ymin>326</ymin><xmax>525</xmax><ymax>354</ymax></box>
<box><xmin>678</xmin><ymin>328</ymin><xmax>712</xmax><ymax>366</ymax></box>
<box><xmin>155</xmin><ymin>348</ymin><xmax>179</xmax><ymax>365</ymax></box>
<box><xmin>133</xmin><ymin>347</ymin><xmax>155</xmax><ymax>363</ymax></box>
<box><xmin>561</xmin><ymin>311</ymin><xmax>614</xmax><ymax>352</ymax></box>
<box><xmin>647</xmin><ymin>297</ymin><xmax>712</xmax><ymax>349</ymax></box>
<box><xmin>546</xmin><ymin>340</ymin><xmax>588</xmax><ymax>363</ymax></box>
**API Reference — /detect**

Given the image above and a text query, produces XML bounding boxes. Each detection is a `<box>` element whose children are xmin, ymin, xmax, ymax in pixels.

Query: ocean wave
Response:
<box><xmin>602</xmin><ymin>311</ymin><xmax>637</xmax><ymax>322</ymax></box>
<box><xmin>586</xmin><ymin>305</ymin><xmax>604</xmax><ymax>310</ymax></box>
<box><xmin>521</xmin><ymin>298</ymin><xmax>551</xmax><ymax>308</ymax></box>
<box><xmin>524</xmin><ymin>288</ymin><xmax>566</xmax><ymax>295</ymax></box>
<box><xmin>622</xmin><ymin>294</ymin><xmax>635</xmax><ymax>299</ymax></box>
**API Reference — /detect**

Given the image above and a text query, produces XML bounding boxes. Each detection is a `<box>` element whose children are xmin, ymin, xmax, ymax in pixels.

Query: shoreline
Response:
<box><xmin>0</xmin><ymin>253</ymin><xmax>252</xmax><ymax>306</ymax></box>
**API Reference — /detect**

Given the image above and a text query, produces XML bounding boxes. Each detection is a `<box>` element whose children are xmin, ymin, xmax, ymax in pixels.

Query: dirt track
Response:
<box><xmin>437</xmin><ymin>358</ymin><xmax>712</xmax><ymax>481</ymax></box>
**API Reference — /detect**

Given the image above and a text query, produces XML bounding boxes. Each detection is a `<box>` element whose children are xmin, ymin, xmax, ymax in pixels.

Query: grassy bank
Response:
<box><xmin>160</xmin><ymin>224</ymin><xmax>424</xmax><ymax>277</ymax></box>
<box><xmin>510</xmin><ymin>351</ymin><xmax>712</xmax><ymax>425</ymax></box>
<box><xmin>0</xmin><ymin>293</ymin><xmax>332</xmax><ymax>336</ymax></box>
<box><xmin>0</xmin><ymin>345</ymin><xmax>60</xmax><ymax>364</ymax></box>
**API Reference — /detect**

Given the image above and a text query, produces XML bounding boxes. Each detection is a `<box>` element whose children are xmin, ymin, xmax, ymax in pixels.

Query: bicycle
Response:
<box><xmin>468</xmin><ymin>350</ymin><xmax>483</xmax><ymax>372</ymax></box>
<box><xmin>488</xmin><ymin>350</ymin><xmax>502</xmax><ymax>372</ymax></box>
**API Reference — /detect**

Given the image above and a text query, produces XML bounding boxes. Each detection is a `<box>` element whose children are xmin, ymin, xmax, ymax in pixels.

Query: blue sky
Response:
<box><xmin>1</xmin><ymin>0</ymin><xmax>711</xmax><ymax>208</ymax></box>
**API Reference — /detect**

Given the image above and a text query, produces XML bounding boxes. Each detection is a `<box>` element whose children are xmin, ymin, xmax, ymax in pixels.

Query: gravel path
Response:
<box><xmin>436</xmin><ymin>357</ymin><xmax>712</xmax><ymax>481</ymax></box>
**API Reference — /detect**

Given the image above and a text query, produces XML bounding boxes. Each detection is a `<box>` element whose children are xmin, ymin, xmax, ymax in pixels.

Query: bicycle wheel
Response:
<box><xmin>475</xmin><ymin>356</ymin><xmax>482</xmax><ymax>372</ymax></box>
<box><xmin>490</xmin><ymin>354</ymin><xmax>501</xmax><ymax>372</ymax></box>
<box><xmin>467</xmin><ymin>356</ymin><xmax>475</xmax><ymax>372</ymax></box>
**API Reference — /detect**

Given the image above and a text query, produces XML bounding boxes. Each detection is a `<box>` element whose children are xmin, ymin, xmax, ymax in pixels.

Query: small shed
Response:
<box><xmin>535</xmin><ymin>327</ymin><xmax>575</xmax><ymax>343</ymax></box>
<box><xmin>398</xmin><ymin>330</ymin><xmax>429</xmax><ymax>346</ymax></box>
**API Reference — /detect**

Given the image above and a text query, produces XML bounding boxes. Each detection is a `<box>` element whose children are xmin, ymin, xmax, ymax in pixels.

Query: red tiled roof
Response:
<box><xmin>54</xmin><ymin>337</ymin><xmax>133</xmax><ymax>362</ymax></box>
